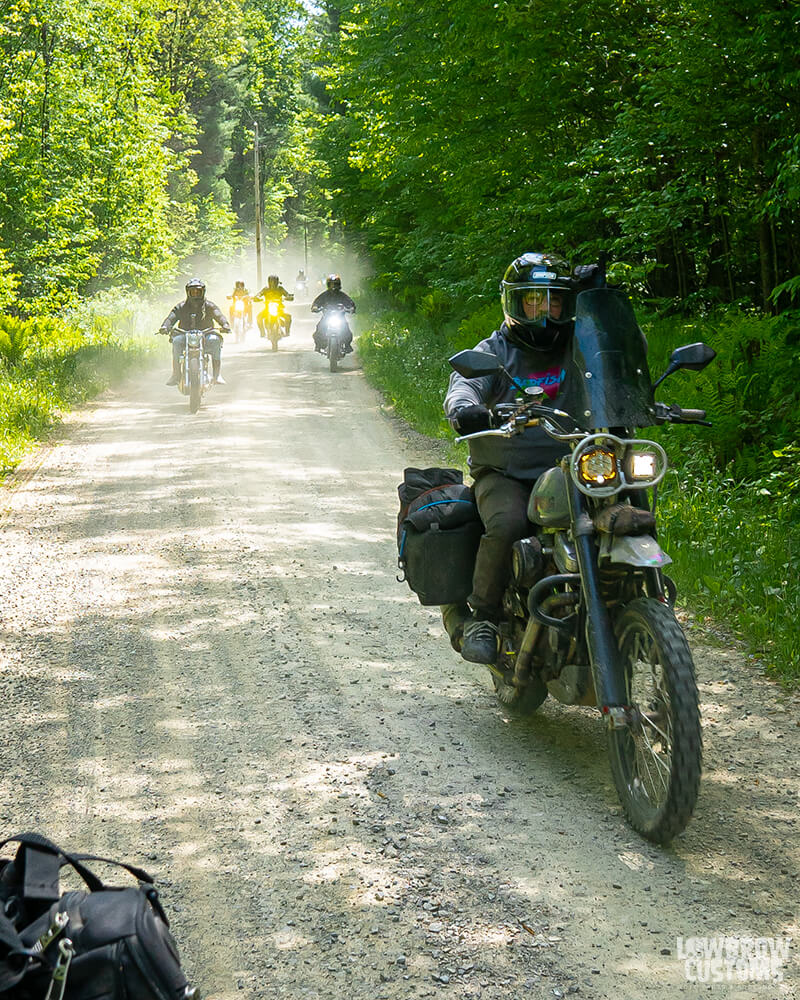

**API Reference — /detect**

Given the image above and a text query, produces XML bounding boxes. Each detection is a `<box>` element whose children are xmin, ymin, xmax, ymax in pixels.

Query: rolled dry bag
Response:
<box><xmin>396</xmin><ymin>468</ymin><xmax>482</xmax><ymax>606</ymax></box>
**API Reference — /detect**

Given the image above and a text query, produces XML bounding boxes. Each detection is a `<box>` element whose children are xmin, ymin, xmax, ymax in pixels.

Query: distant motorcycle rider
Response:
<box><xmin>254</xmin><ymin>275</ymin><xmax>294</xmax><ymax>338</ymax></box>
<box><xmin>442</xmin><ymin>253</ymin><xmax>602</xmax><ymax>663</ymax></box>
<box><xmin>311</xmin><ymin>274</ymin><xmax>356</xmax><ymax>353</ymax></box>
<box><xmin>227</xmin><ymin>280</ymin><xmax>253</xmax><ymax>326</ymax></box>
<box><xmin>159</xmin><ymin>278</ymin><xmax>230</xmax><ymax>386</ymax></box>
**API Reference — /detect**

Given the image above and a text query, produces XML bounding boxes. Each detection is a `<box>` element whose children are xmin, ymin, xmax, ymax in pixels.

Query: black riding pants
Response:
<box><xmin>469</xmin><ymin>470</ymin><xmax>533</xmax><ymax>617</ymax></box>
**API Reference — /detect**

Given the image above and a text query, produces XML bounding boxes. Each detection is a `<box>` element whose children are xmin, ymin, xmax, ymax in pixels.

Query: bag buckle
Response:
<box><xmin>32</xmin><ymin>911</ymin><xmax>69</xmax><ymax>955</ymax></box>
<box><xmin>44</xmin><ymin>938</ymin><xmax>74</xmax><ymax>1000</ymax></box>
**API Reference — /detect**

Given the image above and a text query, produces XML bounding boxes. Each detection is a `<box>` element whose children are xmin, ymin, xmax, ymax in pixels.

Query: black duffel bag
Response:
<box><xmin>0</xmin><ymin>833</ymin><xmax>196</xmax><ymax>1000</ymax></box>
<box><xmin>397</xmin><ymin>467</ymin><xmax>483</xmax><ymax>606</ymax></box>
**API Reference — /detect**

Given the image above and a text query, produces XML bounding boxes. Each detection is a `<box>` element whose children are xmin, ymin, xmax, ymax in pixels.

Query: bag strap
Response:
<box><xmin>0</xmin><ymin>909</ymin><xmax>41</xmax><ymax>991</ymax></box>
<box><xmin>0</xmin><ymin>833</ymin><xmax>154</xmax><ymax>897</ymax></box>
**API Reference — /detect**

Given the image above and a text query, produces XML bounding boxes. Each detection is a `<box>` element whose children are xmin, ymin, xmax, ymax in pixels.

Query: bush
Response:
<box><xmin>0</xmin><ymin>308</ymin><xmax>156</xmax><ymax>475</ymax></box>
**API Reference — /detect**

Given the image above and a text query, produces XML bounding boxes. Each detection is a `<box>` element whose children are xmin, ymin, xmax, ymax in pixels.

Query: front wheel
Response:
<box><xmin>608</xmin><ymin>598</ymin><xmax>701</xmax><ymax>844</ymax></box>
<box><xmin>188</xmin><ymin>369</ymin><xmax>201</xmax><ymax>413</ymax></box>
<box><xmin>328</xmin><ymin>336</ymin><xmax>339</xmax><ymax>372</ymax></box>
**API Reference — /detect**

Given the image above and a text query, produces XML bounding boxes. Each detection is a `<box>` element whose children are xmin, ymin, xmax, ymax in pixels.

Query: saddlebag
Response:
<box><xmin>397</xmin><ymin>468</ymin><xmax>482</xmax><ymax>606</ymax></box>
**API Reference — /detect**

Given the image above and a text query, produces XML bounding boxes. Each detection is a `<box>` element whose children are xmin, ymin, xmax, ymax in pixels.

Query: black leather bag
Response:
<box><xmin>397</xmin><ymin>467</ymin><xmax>482</xmax><ymax>606</ymax></box>
<box><xmin>0</xmin><ymin>833</ymin><xmax>195</xmax><ymax>1000</ymax></box>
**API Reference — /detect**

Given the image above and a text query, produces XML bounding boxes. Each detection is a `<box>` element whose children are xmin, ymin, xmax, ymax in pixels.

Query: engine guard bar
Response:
<box><xmin>528</xmin><ymin>574</ymin><xmax>581</xmax><ymax>635</ymax></box>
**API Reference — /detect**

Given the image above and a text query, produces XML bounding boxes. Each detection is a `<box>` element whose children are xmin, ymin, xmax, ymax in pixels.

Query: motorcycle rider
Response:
<box><xmin>159</xmin><ymin>278</ymin><xmax>230</xmax><ymax>386</ymax></box>
<box><xmin>310</xmin><ymin>274</ymin><xmax>356</xmax><ymax>353</ymax></box>
<box><xmin>227</xmin><ymin>280</ymin><xmax>253</xmax><ymax>326</ymax></box>
<box><xmin>254</xmin><ymin>275</ymin><xmax>294</xmax><ymax>338</ymax></box>
<box><xmin>442</xmin><ymin>253</ymin><xmax>601</xmax><ymax>663</ymax></box>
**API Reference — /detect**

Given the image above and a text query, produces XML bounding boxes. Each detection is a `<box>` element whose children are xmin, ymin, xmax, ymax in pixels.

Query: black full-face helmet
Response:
<box><xmin>326</xmin><ymin>273</ymin><xmax>341</xmax><ymax>292</ymax></box>
<box><xmin>267</xmin><ymin>275</ymin><xmax>279</xmax><ymax>289</ymax></box>
<box><xmin>500</xmin><ymin>252</ymin><xmax>576</xmax><ymax>352</ymax></box>
<box><xmin>185</xmin><ymin>278</ymin><xmax>206</xmax><ymax>301</ymax></box>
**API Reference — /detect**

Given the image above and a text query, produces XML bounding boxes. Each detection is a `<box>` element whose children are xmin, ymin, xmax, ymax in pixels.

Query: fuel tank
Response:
<box><xmin>528</xmin><ymin>465</ymin><xmax>570</xmax><ymax>529</ymax></box>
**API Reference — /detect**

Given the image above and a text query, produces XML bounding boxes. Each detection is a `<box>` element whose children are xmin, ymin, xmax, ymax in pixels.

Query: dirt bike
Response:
<box><xmin>315</xmin><ymin>304</ymin><xmax>353</xmax><ymax>372</ymax></box>
<box><xmin>228</xmin><ymin>296</ymin><xmax>249</xmax><ymax>343</ymax></box>
<box><xmin>260</xmin><ymin>300</ymin><xmax>284</xmax><ymax>351</ymax></box>
<box><xmin>447</xmin><ymin>286</ymin><xmax>715</xmax><ymax>843</ymax></box>
<box><xmin>168</xmin><ymin>327</ymin><xmax>215</xmax><ymax>413</ymax></box>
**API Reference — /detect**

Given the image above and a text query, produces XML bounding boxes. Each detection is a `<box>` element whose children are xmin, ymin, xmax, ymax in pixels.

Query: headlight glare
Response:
<box><xmin>578</xmin><ymin>448</ymin><xmax>618</xmax><ymax>485</ymax></box>
<box><xmin>629</xmin><ymin>451</ymin><xmax>657</xmax><ymax>480</ymax></box>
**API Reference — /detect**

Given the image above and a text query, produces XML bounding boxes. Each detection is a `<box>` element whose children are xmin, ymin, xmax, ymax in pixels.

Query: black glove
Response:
<box><xmin>157</xmin><ymin>327</ymin><xmax>169</xmax><ymax>336</ymax></box>
<box><xmin>455</xmin><ymin>404</ymin><xmax>492</xmax><ymax>434</ymax></box>
<box><xmin>573</xmin><ymin>263</ymin><xmax>603</xmax><ymax>289</ymax></box>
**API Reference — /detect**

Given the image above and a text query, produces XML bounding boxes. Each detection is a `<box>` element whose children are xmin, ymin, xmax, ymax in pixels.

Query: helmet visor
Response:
<box><xmin>187</xmin><ymin>286</ymin><xmax>204</xmax><ymax>299</ymax></box>
<box><xmin>504</xmin><ymin>284</ymin><xmax>575</xmax><ymax>327</ymax></box>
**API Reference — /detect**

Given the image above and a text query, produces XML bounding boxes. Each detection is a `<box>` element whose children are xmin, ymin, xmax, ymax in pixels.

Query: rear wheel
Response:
<box><xmin>608</xmin><ymin>597</ymin><xmax>701</xmax><ymax>843</ymax></box>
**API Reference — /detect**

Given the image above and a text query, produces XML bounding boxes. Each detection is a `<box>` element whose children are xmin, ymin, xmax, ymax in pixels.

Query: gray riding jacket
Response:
<box><xmin>444</xmin><ymin>323</ymin><xmax>570</xmax><ymax>482</ymax></box>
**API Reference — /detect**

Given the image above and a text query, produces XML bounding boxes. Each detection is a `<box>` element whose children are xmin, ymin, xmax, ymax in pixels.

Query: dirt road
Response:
<box><xmin>1</xmin><ymin>320</ymin><xmax>798</xmax><ymax>999</ymax></box>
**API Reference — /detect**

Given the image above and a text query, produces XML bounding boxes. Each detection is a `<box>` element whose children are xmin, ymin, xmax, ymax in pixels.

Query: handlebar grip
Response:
<box><xmin>679</xmin><ymin>407</ymin><xmax>707</xmax><ymax>421</ymax></box>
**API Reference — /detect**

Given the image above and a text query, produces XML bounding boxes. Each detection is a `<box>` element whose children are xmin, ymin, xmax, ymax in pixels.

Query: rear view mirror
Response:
<box><xmin>448</xmin><ymin>350</ymin><xmax>502</xmax><ymax>379</ymax></box>
<box><xmin>653</xmin><ymin>341</ymin><xmax>716</xmax><ymax>388</ymax></box>
<box><xmin>670</xmin><ymin>342</ymin><xmax>717</xmax><ymax>371</ymax></box>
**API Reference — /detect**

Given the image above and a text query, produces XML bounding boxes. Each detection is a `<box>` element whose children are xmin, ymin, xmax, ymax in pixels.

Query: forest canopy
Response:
<box><xmin>1</xmin><ymin>1</ymin><xmax>798</xmax><ymax>314</ymax></box>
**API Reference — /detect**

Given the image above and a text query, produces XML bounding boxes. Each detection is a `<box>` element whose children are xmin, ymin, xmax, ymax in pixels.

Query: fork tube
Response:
<box><xmin>566</xmin><ymin>471</ymin><xmax>627</xmax><ymax>708</ymax></box>
<box><xmin>628</xmin><ymin>487</ymin><xmax>666</xmax><ymax>600</ymax></box>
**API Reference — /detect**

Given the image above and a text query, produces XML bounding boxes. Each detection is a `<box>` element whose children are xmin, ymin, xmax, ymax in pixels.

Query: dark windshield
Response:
<box><xmin>557</xmin><ymin>288</ymin><xmax>655</xmax><ymax>431</ymax></box>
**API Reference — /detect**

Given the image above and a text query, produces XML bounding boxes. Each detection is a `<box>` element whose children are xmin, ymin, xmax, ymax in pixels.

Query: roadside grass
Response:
<box><xmin>357</xmin><ymin>306</ymin><xmax>800</xmax><ymax>688</ymax></box>
<box><xmin>0</xmin><ymin>312</ymin><xmax>157</xmax><ymax>476</ymax></box>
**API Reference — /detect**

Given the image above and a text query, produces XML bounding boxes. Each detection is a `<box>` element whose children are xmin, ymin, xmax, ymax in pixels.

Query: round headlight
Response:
<box><xmin>578</xmin><ymin>448</ymin><xmax>618</xmax><ymax>486</ymax></box>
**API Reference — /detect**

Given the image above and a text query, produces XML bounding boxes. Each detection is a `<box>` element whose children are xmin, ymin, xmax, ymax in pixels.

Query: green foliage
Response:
<box><xmin>642</xmin><ymin>307</ymin><xmax>800</xmax><ymax>475</ymax></box>
<box><xmin>0</xmin><ymin>310</ymin><xmax>155</xmax><ymax>474</ymax></box>
<box><xmin>306</xmin><ymin>0</ymin><xmax>800</xmax><ymax>311</ymax></box>
<box><xmin>658</xmin><ymin>456</ymin><xmax>800</xmax><ymax>686</ymax></box>
<box><xmin>357</xmin><ymin>313</ymin><xmax>454</xmax><ymax>438</ymax></box>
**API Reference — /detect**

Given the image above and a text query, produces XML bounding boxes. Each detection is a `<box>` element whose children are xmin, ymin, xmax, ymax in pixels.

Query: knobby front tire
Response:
<box><xmin>608</xmin><ymin>597</ymin><xmax>702</xmax><ymax>844</ymax></box>
<box><xmin>189</xmin><ymin>372</ymin><xmax>201</xmax><ymax>413</ymax></box>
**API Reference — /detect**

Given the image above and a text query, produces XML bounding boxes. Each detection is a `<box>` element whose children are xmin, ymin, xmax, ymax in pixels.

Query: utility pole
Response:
<box><xmin>253</xmin><ymin>121</ymin><xmax>262</xmax><ymax>289</ymax></box>
<box><xmin>303</xmin><ymin>218</ymin><xmax>309</xmax><ymax>275</ymax></box>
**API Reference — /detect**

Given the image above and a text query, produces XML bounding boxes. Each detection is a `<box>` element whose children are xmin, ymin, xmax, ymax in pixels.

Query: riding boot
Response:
<box><xmin>440</xmin><ymin>603</ymin><xmax>469</xmax><ymax>653</ymax></box>
<box><xmin>166</xmin><ymin>361</ymin><xmax>180</xmax><ymax>386</ymax></box>
<box><xmin>212</xmin><ymin>359</ymin><xmax>225</xmax><ymax>385</ymax></box>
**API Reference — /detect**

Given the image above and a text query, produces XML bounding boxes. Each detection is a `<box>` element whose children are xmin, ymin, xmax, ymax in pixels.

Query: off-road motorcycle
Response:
<box><xmin>229</xmin><ymin>296</ymin><xmax>249</xmax><ymax>343</ymax></box>
<box><xmin>447</xmin><ymin>286</ymin><xmax>715</xmax><ymax>843</ymax></box>
<box><xmin>261</xmin><ymin>300</ymin><xmax>284</xmax><ymax>351</ymax></box>
<box><xmin>315</xmin><ymin>304</ymin><xmax>353</xmax><ymax>372</ymax></box>
<box><xmin>170</xmin><ymin>326</ymin><xmax>215</xmax><ymax>413</ymax></box>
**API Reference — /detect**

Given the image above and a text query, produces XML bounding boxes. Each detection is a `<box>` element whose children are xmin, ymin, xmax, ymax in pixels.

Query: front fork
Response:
<box><xmin>565</xmin><ymin>468</ymin><xmax>629</xmax><ymax>717</ymax></box>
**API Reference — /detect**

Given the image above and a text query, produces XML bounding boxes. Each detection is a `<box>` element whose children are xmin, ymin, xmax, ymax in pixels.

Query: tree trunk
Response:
<box><xmin>752</xmin><ymin>128</ymin><xmax>774</xmax><ymax>311</ymax></box>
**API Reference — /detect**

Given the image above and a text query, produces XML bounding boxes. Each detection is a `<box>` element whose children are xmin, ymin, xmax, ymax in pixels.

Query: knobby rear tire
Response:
<box><xmin>608</xmin><ymin>597</ymin><xmax>701</xmax><ymax>844</ymax></box>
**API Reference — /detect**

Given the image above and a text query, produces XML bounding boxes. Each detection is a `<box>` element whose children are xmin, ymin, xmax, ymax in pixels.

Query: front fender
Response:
<box><xmin>600</xmin><ymin>533</ymin><xmax>672</xmax><ymax>568</ymax></box>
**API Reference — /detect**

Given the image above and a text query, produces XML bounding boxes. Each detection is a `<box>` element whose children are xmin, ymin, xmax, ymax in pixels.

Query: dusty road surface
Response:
<box><xmin>1</xmin><ymin>318</ymin><xmax>798</xmax><ymax>1000</ymax></box>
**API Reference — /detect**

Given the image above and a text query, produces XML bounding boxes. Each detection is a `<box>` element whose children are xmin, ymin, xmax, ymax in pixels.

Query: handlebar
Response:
<box><xmin>654</xmin><ymin>402</ymin><xmax>711</xmax><ymax>426</ymax></box>
<box><xmin>455</xmin><ymin>400</ymin><xmax>577</xmax><ymax>444</ymax></box>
